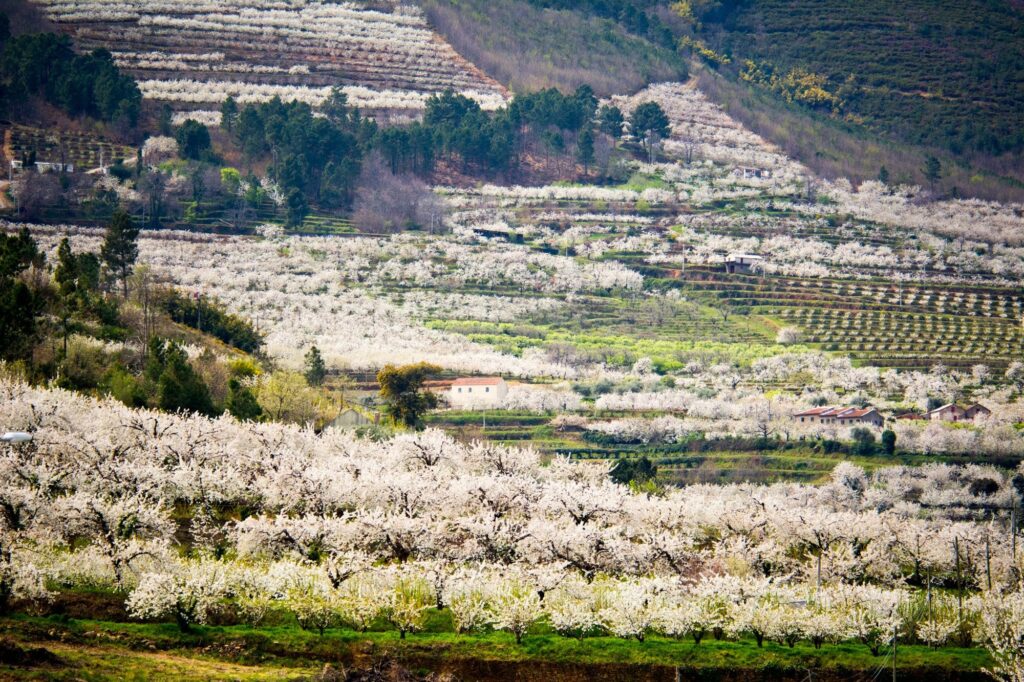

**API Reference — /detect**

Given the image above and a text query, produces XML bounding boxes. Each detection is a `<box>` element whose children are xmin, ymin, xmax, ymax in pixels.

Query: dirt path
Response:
<box><xmin>2</xmin><ymin>639</ymin><xmax>318</xmax><ymax>681</ymax></box>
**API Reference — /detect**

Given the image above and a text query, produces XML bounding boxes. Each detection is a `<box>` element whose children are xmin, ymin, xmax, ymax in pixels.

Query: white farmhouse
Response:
<box><xmin>448</xmin><ymin>377</ymin><xmax>507</xmax><ymax>410</ymax></box>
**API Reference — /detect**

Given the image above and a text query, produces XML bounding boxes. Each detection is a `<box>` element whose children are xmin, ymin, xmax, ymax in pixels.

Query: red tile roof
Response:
<box><xmin>451</xmin><ymin>377</ymin><xmax>504</xmax><ymax>387</ymax></box>
<box><xmin>794</xmin><ymin>406</ymin><xmax>879</xmax><ymax>419</ymax></box>
<box><xmin>794</xmin><ymin>406</ymin><xmax>836</xmax><ymax>416</ymax></box>
<box><xmin>838</xmin><ymin>407</ymin><xmax>878</xmax><ymax>419</ymax></box>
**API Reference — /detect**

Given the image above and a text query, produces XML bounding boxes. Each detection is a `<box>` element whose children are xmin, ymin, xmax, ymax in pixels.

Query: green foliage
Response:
<box><xmin>923</xmin><ymin>155</ymin><xmax>942</xmax><ymax>185</ymax></box>
<box><xmin>234</xmin><ymin>94</ymin><xmax>366</xmax><ymax>211</ymax></box>
<box><xmin>509</xmin><ymin>86</ymin><xmax>596</xmax><ymax>132</ymax></box>
<box><xmin>0</xmin><ymin>34</ymin><xmax>140</xmax><ymax>125</ymax></box>
<box><xmin>145</xmin><ymin>338</ymin><xmax>218</xmax><ymax>416</ymax></box>
<box><xmin>376</xmin><ymin>362</ymin><xmax>442</xmax><ymax>429</ymax></box>
<box><xmin>303</xmin><ymin>346</ymin><xmax>326</xmax><ymax>387</ymax></box>
<box><xmin>695</xmin><ymin>0</ymin><xmax>1024</xmax><ymax>158</ymax></box>
<box><xmin>577</xmin><ymin>126</ymin><xmax>595</xmax><ymax>173</ymax></box>
<box><xmin>526</xmin><ymin>0</ymin><xmax>675</xmax><ymax>47</ymax></box>
<box><xmin>106</xmin><ymin>366</ymin><xmax>147</xmax><ymax>408</ymax></box>
<box><xmin>175</xmin><ymin>119</ymin><xmax>211</xmax><ymax>160</ymax></box>
<box><xmin>160</xmin><ymin>290</ymin><xmax>262</xmax><ymax>353</ymax></box>
<box><xmin>881</xmin><ymin>429</ymin><xmax>897</xmax><ymax>456</ymax></box>
<box><xmin>597</xmin><ymin>105</ymin><xmax>625</xmax><ymax>140</ymax></box>
<box><xmin>851</xmin><ymin>427</ymin><xmax>877</xmax><ymax>456</ymax></box>
<box><xmin>100</xmin><ymin>209</ymin><xmax>139</xmax><ymax>299</ymax></box>
<box><xmin>219</xmin><ymin>96</ymin><xmax>238</xmax><ymax>132</ymax></box>
<box><xmin>629</xmin><ymin>101</ymin><xmax>671</xmax><ymax>156</ymax></box>
<box><xmin>0</xmin><ymin>228</ymin><xmax>42</xmax><ymax>361</ymax></box>
<box><xmin>226</xmin><ymin>377</ymin><xmax>263</xmax><ymax>422</ymax></box>
<box><xmin>424</xmin><ymin>90</ymin><xmax>516</xmax><ymax>175</ymax></box>
<box><xmin>610</xmin><ymin>455</ymin><xmax>658</xmax><ymax>485</ymax></box>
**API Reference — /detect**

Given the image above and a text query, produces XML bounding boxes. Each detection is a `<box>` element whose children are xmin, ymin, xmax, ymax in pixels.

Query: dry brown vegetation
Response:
<box><xmin>421</xmin><ymin>0</ymin><xmax>684</xmax><ymax>96</ymax></box>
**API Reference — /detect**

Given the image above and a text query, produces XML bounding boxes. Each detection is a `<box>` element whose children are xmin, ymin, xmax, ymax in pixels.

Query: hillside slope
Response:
<box><xmin>421</xmin><ymin>0</ymin><xmax>1024</xmax><ymax>200</ymax></box>
<box><xmin>693</xmin><ymin>0</ymin><xmax>1024</xmax><ymax>160</ymax></box>
<box><xmin>421</xmin><ymin>0</ymin><xmax>685</xmax><ymax>95</ymax></box>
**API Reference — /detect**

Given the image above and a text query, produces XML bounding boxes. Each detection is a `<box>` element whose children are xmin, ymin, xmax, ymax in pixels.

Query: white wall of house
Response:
<box><xmin>929</xmin><ymin>405</ymin><xmax>966</xmax><ymax>421</ymax></box>
<box><xmin>448</xmin><ymin>380</ymin><xmax>508</xmax><ymax>410</ymax></box>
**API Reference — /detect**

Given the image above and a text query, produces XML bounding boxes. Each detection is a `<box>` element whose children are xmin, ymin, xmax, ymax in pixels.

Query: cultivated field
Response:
<box><xmin>28</xmin><ymin>0</ymin><xmax>509</xmax><ymax>119</ymax></box>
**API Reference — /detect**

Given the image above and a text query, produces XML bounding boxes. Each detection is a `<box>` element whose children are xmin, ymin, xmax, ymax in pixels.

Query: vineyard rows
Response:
<box><xmin>4</xmin><ymin>124</ymin><xmax>134</xmax><ymax>170</ymax></box>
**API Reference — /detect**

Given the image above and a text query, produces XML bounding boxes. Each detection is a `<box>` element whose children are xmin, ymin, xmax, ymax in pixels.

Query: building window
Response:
<box><xmin>485</xmin><ymin>387</ymin><xmax>490</xmax><ymax>393</ymax></box>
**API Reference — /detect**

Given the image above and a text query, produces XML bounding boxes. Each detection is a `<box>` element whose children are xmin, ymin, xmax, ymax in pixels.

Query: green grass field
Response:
<box><xmin>0</xmin><ymin>611</ymin><xmax>992</xmax><ymax>681</ymax></box>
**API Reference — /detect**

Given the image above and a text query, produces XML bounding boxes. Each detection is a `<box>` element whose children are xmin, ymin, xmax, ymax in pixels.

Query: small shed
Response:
<box><xmin>327</xmin><ymin>407</ymin><xmax>373</xmax><ymax>430</ymax></box>
<box><xmin>734</xmin><ymin>166</ymin><xmax>771</xmax><ymax>179</ymax></box>
<box><xmin>725</xmin><ymin>253</ymin><xmax>763</xmax><ymax>274</ymax></box>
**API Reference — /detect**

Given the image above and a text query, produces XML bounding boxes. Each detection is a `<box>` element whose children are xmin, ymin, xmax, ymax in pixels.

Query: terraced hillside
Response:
<box><xmin>27</xmin><ymin>0</ymin><xmax>508</xmax><ymax>120</ymax></box>
<box><xmin>694</xmin><ymin>0</ymin><xmax>1024</xmax><ymax>161</ymax></box>
<box><xmin>681</xmin><ymin>268</ymin><xmax>1024</xmax><ymax>371</ymax></box>
<box><xmin>3</xmin><ymin>123</ymin><xmax>134</xmax><ymax>170</ymax></box>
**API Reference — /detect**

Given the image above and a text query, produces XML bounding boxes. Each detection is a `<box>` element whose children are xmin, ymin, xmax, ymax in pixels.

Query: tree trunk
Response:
<box><xmin>174</xmin><ymin>612</ymin><xmax>192</xmax><ymax>633</ymax></box>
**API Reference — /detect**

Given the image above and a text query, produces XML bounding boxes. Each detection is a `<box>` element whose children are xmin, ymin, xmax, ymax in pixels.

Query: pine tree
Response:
<box><xmin>220</xmin><ymin>96</ymin><xmax>238</xmax><ymax>133</ymax></box>
<box><xmin>577</xmin><ymin>126</ymin><xmax>595</xmax><ymax>176</ymax></box>
<box><xmin>101</xmin><ymin>209</ymin><xmax>139</xmax><ymax>299</ymax></box>
<box><xmin>923</xmin><ymin>155</ymin><xmax>942</xmax><ymax>187</ymax></box>
<box><xmin>598</xmin><ymin>105</ymin><xmax>625</xmax><ymax>142</ymax></box>
<box><xmin>629</xmin><ymin>102</ymin><xmax>671</xmax><ymax>162</ymax></box>
<box><xmin>226</xmin><ymin>378</ymin><xmax>263</xmax><ymax>421</ymax></box>
<box><xmin>304</xmin><ymin>345</ymin><xmax>326</xmax><ymax>386</ymax></box>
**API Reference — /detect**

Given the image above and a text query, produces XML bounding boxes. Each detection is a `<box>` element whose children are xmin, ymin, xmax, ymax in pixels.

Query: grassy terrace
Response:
<box><xmin>665</xmin><ymin>267</ymin><xmax>1024</xmax><ymax>371</ymax></box>
<box><xmin>0</xmin><ymin>612</ymin><xmax>992</xmax><ymax>681</ymax></box>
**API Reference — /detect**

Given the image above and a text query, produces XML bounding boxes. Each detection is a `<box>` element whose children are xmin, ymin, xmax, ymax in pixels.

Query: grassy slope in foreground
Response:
<box><xmin>0</xmin><ymin>615</ymin><xmax>992</xmax><ymax>681</ymax></box>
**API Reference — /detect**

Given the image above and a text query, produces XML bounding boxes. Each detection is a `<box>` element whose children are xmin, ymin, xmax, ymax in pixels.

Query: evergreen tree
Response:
<box><xmin>629</xmin><ymin>102</ymin><xmax>671</xmax><ymax>161</ymax></box>
<box><xmin>175</xmin><ymin>119</ymin><xmax>211</xmax><ymax>160</ymax></box>
<box><xmin>54</xmin><ymin>238</ymin><xmax>79</xmax><ymax>357</ymax></box>
<box><xmin>598</xmin><ymin>105</ymin><xmax>625</xmax><ymax>141</ymax></box>
<box><xmin>304</xmin><ymin>345</ymin><xmax>326</xmax><ymax>386</ymax></box>
<box><xmin>226</xmin><ymin>378</ymin><xmax>262</xmax><ymax>421</ymax></box>
<box><xmin>0</xmin><ymin>228</ymin><xmax>41</xmax><ymax>361</ymax></box>
<box><xmin>145</xmin><ymin>338</ymin><xmax>217</xmax><ymax>416</ymax></box>
<box><xmin>158</xmin><ymin>104</ymin><xmax>173</xmax><ymax>136</ymax></box>
<box><xmin>577</xmin><ymin>126</ymin><xmax>595</xmax><ymax>176</ymax></box>
<box><xmin>877</xmin><ymin>165</ymin><xmax>890</xmax><ymax>185</ymax></box>
<box><xmin>923</xmin><ymin>155</ymin><xmax>942</xmax><ymax>186</ymax></box>
<box><xmin>285</xmin><ymin>188</ymin><xmax>308</xmax><ymax>228</ymax></box>
<box><xmin>573</xmin><ymin>84</ymin><xmax>598</xmax><ymax>121</ymax></box>
<box><xmin>881</xmin><ymin>429</ymin><xmax>896</xmax><ymax>455</ymax></box>
<box><xmin>220</xmin><ymin>96</ymin><xmax>238</xmax><ymax>133</ymax></box>
<box><xmin>100</xmin><ymin>209</ymin><xmax>139</xmax><ymax>299</ymax></box>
